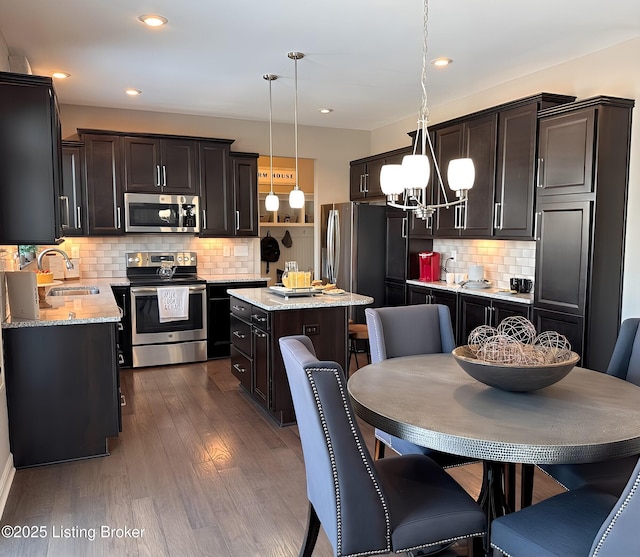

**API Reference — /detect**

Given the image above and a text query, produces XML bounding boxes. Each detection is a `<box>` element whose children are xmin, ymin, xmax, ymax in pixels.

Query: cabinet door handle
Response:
<box><xmin>233</xmin><ymin>363</ymin><xmax>246</xmax><ymax>374</ymax></box>
<box><xmin>426</xmin><ymin>214</ymin><xmax>433</xmax><ymax>230</ymax></box>
<box><xmin>235</xmin><ymin>210</ymin><xmax>240</xmax><ymax>231</ymax></box>
<box><xmin>494</xmin><ymin>202</ymin><xmax>501</xmax><ymax>230</ymax></box>
<box><xmin>401</xmin><ymin>217</ymin><xmax>407</xmax><ymax>238</ymax></box>
<box><xmin>156</xmin><ymin>165</ymin><xmax>161</xmax><ymax>187</ymax></box>
<box><xmin>359</xmin><ymin>174</ymin><xmax>364</xmax><ymax>193</ymax></box>
<box><xmin>162</xmin><ymin>165</ymin><xmax>167</xmax><ymax>188</ymax></box>
<box><xmin>537</xmin><ymin>158</ymin><xmax>544</xmax><ymax>188</ymax></box>
<box><xmin>232</xmin><ymin>330</ymin><xmax>246</xmax><ymax>340</ymax></box>
<box><xmin>76</xmin><ymin>206</ymin><xmax>82</xmax><ymax>229</ymax></box>
<box><xmin>484</xmin><ymin>306</ymin><xmax>489</xmax><ymax>325</ymax></box>
<box><xmin>117</xmin><ymin>206</ymin><xmax>122</xmax><ymax>229</ymax></box>
<box><xmin>363</xmin><ymin>173</ymin><xmax>369</xmax><ymax>193</ymax></box>
<box><xmin>60</xmin><ymin>195</ymin><xmax>70</xmax><ymax>228</ymax></box>
<box><xmin>202</xmin><ymin>209</ymin><xmax>207</xmax><ymax>230</ymax></box>
<box><xmin>534</xmin><ymin>211</ymin><xmax>541</xmax><ymax>241</ymax></box>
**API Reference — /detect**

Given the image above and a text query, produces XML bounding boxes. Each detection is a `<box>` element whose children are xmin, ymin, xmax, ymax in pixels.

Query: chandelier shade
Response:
<box><xmin>379</xmin><ymin>0</ymin><xmax>475</xmax><ymax>220</ymax></box>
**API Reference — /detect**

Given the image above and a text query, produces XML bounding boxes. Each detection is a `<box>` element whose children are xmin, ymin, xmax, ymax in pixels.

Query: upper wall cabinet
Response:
<box><xmin>123</xmin><ymin>136</ymin><xmax>198</xmax><ymax>194</ymax></box>
<box><xmin>350</xmin><ymin>146</ymin><xmax>411</xmax><ymax>201</ymax></box>
<box><xmin>231</xmin><ymin>152</ymin><xmax>259</xmax><ymax>236</ymax></box>
<box><xmin>61</xmin><ymin>141</ymin><xmax>87</xmax><ymax>236</ymax></box>
<box><xmin>0</xmin><ymin>71</ymin><xmax>64</xmax><ymax>245</ymax></box>
<box><xmin>79</xmin><ymin>131</ymin><xmax>125</xmax><ymax>235</ymax></box>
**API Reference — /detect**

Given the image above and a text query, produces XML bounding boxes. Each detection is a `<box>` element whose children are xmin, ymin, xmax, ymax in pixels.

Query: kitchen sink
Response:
<box><xmin>48</xmin><ymin>286</ymin><xmax>100</xmax><ymax>296</ymax></box>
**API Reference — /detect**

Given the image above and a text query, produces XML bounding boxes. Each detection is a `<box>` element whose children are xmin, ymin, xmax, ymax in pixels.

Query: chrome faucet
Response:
<box><xmin>37</xmin><ymin>248</ymin><xmax>74</xmax><ymax>271</ymax></box>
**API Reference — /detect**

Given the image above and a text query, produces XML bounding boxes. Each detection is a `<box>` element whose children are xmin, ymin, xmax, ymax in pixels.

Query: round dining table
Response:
<box><xmin>347</xmin><ymin>353</ymin><xmax>640</xmax><ymax>536</ymax></box>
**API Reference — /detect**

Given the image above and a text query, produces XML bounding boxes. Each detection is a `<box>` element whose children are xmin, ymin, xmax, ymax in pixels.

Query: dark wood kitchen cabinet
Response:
<box><xmin>230</xmin><ymin>152</ymin><xmax>259</xmax><ymax>236</ymax></box>
<box><xmin>123</xmin><ymin>135</ymin><xmax>197</xmax><ymax>194</ymax></box>
<box><xmin>459</xmin><ymin>293</ymin><xmax>531</xmax><ymax>344</ymax></box>
<box><xmin>3</xmin><ymin>322</ymin><xmax>120</xmax><ymax>468</ymax></box>
<box><xmin>433</xmin><ymin>114</ymin><xmax>497</xmax><ymax>238</ymax></box>
<box><xmin>80</xmin><ymin>131</ymin><xmax>125</xmax><ymax>235</ymax></box>
<box><xmin>229</xmin><ymin>294</ymin><xmax>348</xmax><ymax>426</ymax></box>
<box><xmin>534</xmin><ymin>96</ymin><xmax>634</xmax><ymax>371</ymax></box>
<box><xmin>207</xmin><ymin>281</ymin><xmax>268</xmax><ymax>359</ymax></box>
<box><xmin>350</xmin><ymin>147</ymin><xmax>411</xmax><ymax>201</ymax></box>
<box><xmin>0</xmin><ymin>71</ymin><xmax>64</xmax><ymax>245</ymax></box>
<box><xmin>407</xmin><ymin>284</ymin><xmax>459</xmax><ymax>343</ymax></box>
<box><xmin>61</xmin><ymin>141</ymin><xmax>86</xmax><ymax>235</ymax></box>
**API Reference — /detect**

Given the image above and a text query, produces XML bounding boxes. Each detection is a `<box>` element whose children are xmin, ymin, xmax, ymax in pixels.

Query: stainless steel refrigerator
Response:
<box><xmin>321</xmin><ymin>202</ymin><xmax>386</xmax><ymax>323</ymax></box>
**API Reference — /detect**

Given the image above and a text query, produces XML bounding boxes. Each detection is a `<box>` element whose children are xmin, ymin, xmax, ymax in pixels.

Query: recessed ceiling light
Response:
<box><xmin>431</xmin><ymin>57</ymin><xmax>453</xmax><ymax>67</ymax></box>
<box><xmin>125</xmin><ymin>88</ymin><xmax>142</xmax><ymax>96</ymax></box>
<box><xmin>52</xmin><ymin>72</ymin><xmax>70</xmax><ymax>79</ymax></box>
<box><xmin>138</xmin><ymin>14</ymin><xmax>168</xmax><ymax>27</ymax></box>
<box><xmin>318</xmin><ymin>108</ymin><xmax>333</xmax><ymax>114</ymax></box>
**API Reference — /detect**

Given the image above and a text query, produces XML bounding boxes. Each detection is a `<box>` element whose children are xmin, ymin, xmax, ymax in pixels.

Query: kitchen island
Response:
<box><xmin>227</xmin><ymin>287</ymin><xmax>373</xmax><ymax>425</ymax></box>
<box><xmin>2</xmin><ymin>279</ymin><xmax>122</xmax><ymax>467</ymax></box>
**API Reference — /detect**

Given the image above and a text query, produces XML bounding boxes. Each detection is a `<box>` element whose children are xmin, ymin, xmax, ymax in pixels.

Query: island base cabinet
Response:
<box><xmin>229</xmin><ymin>295</ymin><xmax>348</xmax><ymax>426</ymax></box>
<box><xmin>3</xmin><ymin>323</ymin><xmax>119</xmax><ymax>468</ymax></box>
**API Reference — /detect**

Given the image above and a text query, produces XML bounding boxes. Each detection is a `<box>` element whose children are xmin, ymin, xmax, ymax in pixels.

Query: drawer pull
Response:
<box><xmin>233</xmin><ymin>363</ymin><xmax>246</xmax><ymax>374</ymax></box>
<box><xmin>232</xmin><ymin>331</ymin><xmax>246</xmax><ymax>339</ymax></box>
<box><xmin>252</xmin><ymin>315</ymin><xmax>267</xmax><ymax>322</ymax></box>
<box><xmin>232</xmin><ymin>305</ymin><xmax>247</xmax><ymax>311</ymax></box>
<box><xmin>254</xmin><ymin>330</ymin><xmax>268</xmax><ymax>338</ymax></box>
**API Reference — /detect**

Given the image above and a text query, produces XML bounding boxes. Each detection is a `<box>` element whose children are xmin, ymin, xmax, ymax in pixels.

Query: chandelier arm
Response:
<box><xmin>386</xmin><ymin>192</ymin><xmax>468</xmax><ymax>213</ymax></box>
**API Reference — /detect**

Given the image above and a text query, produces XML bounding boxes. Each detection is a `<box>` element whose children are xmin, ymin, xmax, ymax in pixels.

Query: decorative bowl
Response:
<box><xmin>452</xmin><ymin>345</ymin><xmax>580</xmax><ymax>392</ymax></box>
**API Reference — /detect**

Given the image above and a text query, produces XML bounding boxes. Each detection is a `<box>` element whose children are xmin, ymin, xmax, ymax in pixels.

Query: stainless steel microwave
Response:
<box><xmin>124</xmin><ymin>193</ymin><xmax>200</xmax><ymax>233</ymax></box>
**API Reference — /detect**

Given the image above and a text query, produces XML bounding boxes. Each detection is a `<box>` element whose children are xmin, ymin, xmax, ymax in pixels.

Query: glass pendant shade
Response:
<box><xmin>447</xmin><ymin>158</ymin><xmax>475</xmax><ymax>191</ymax></box>
<box><xmin>289</xmin><ymin>188</ymin><xmax>305</xmax><ymax>209</ymax></box>
<box><xmin>380</xmin><ymin>164</ymin><xmax>407</xmax><ymax>196</ymax></box>
<box><xmin>402</xmin><ymin>154</ymin><xmax>431</xmax><ymax>189</ymax></box>
<box><xmin>265</xmin><ymin>192</ymin><xmax>279</xmax><ymax>212</ymax></box>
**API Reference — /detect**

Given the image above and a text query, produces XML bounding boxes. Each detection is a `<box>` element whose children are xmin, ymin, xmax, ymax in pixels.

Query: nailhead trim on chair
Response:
<box><xmin>592</xmin><ymin>469</ymin><xmax>640</xmax><ymax>556</ymax></box>
<box><xmin>306</xmin><ymin>366</ymin><xmax>391</xmax><ymax>557</ymax></box>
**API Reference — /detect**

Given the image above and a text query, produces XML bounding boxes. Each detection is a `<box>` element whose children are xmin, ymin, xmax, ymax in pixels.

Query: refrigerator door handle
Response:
<box><xmin>327</xmin><ymin>209</ymin><xmax>340</xmax><ymax>284</ymax></box>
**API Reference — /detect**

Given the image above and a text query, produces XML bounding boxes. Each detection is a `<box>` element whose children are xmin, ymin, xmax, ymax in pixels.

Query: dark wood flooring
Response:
<box><xmin>0</xmin><ymin>358</ymin><xmax>563</xmax><ymax>557</ymax></box>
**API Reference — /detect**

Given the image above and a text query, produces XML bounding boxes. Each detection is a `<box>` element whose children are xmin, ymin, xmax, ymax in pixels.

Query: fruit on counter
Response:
<box><xmin>35</xmin><ymin>270</ymin><xmax>54</xmax><ymax>285</ymax></box>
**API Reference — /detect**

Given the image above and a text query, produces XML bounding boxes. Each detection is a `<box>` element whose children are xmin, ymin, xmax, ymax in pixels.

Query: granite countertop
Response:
<box><xmin>199</xmin><ymin>274</ymin><xmax>270</xmax><ymax>284</ymax></box>
<box><xmin>2</xmin><ymin>278</ymin><xmax>122</xmax><ymax>329</ymax></box>
<box><xmin>228</xmin><ymin>287</ymin><xmax>374</xmax><ymax>311</ymax></box>
<box><xmin>406</xmin><ymin>279</ymin><xmax>533</xmax><ymax>305</ymax></box>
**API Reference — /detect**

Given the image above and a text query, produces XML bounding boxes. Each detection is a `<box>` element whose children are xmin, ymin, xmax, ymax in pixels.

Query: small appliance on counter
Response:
<box><xmin>418</xmin><ymin>252</ymin><xmax>441</xmax><ymax>282</ymax></box>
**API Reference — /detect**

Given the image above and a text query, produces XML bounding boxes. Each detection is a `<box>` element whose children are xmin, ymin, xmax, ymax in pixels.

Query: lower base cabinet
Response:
<box><xmin>3</xmin><ymin>322</ymin><xmax>120</xmax><ymax>468</ymax></box>
<box><xmin>533</xmin><ymin>308</ymin><xmax>584</xmax><ymax>364</ymax></box>
<box><xmin>407</xmin><ymin>285</ymin><xmax>459</xmax><ymax>343</ymax></box>
<box><xmin>229</xmin><ymin>295</ymin><xmax>348</xmax><ymax>426</ymax></box>
<box><xmin>459</xmin><ymin>294</ymin><xmax>531</xmax><ymax>344</ymax></box>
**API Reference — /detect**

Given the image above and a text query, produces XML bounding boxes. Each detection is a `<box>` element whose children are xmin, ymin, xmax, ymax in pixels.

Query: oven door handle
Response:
<box><xmin>130</xmin><ymin>284</ymin><xmax>206</xmax><ymax>295</ymax></box>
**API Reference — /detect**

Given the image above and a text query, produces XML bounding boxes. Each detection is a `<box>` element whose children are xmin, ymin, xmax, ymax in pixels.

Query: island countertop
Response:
<box><xmin>227</xmin><ymin>287</ymin><xmax>374</xmax><ymax>311</ymax></box>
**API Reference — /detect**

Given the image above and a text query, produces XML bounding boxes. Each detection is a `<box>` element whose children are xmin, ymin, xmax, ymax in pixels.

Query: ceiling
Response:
<box><xmin>1</xmin><ymin>0</ymin><xmax>639</xmax><ymax>131</ymax></box>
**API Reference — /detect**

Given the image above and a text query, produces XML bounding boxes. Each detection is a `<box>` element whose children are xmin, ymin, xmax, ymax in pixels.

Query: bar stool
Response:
<box><xmin>348</xmin><ymin>323</ymin><xmax>370</xmax><ymax>374</ymax></box>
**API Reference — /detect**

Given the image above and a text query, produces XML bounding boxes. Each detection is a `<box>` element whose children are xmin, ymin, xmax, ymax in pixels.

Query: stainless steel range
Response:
<box><xmin>126</xmin><ymin>251</ymin><xmax>207</xmax><ymax>368</ymax></box>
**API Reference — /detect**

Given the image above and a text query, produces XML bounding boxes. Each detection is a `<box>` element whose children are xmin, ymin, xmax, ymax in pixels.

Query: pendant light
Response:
<box><xmin>263</xmin><ymin>73</ymin><xmax>280</xmax><ymax>212</ymax></box>
<box><xmin>380</xmin><ymin>0</ymin><xmax>474</xmax><ymax>219</ymax></box>
<box><xmin>287</xmin><ymin>51</ymin><xmax>305</xmax><ymax>210</ymax></box>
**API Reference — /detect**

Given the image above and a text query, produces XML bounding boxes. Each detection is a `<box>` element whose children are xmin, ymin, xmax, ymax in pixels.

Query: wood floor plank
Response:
<box><xmin>1</xmin><ymin>358</ymin><xmax>568</xmax><ymax>556</ymax></box>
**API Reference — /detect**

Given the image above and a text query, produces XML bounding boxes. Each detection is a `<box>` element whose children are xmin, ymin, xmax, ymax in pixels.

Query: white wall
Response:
<box><xmin>0</xmin><ymin>32</ymin><xmax>16</xmax><ymax>519</ymax></box>
<box><xmin>372</xmin><ymin>37</ymin><xmax>640</xmax><ymax>320</ymax></box>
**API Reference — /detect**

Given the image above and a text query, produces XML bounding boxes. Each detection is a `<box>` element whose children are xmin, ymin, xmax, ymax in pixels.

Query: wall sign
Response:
<box><xmin>258</xmin><ymin>167</ymin><xmax>297</xmax><ymax>186</ymax></box>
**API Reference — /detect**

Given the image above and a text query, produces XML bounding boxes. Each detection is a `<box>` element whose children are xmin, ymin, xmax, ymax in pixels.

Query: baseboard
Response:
<box><xmin>0</xmin><ymin>453</ymin><xmax>15</xmax><ymax>519</ymax></box>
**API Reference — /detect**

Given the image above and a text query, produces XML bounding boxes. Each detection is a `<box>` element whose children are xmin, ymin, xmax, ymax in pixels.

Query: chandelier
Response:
<box><xmin>380</xmin><ymin>0</ymin><xmax>475</xmax><ymax>220</ymax></box>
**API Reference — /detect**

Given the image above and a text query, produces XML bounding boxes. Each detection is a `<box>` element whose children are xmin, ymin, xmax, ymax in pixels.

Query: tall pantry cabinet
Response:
<box><xmin>533</xmin><ymin>96</ymin><xmax>634</xmax><ymax>372</ymax></box>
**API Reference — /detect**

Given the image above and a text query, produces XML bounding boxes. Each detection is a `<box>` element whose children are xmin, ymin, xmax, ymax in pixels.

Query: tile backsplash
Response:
<box><xmin>3</xmin><ymin>236</ymin><xmax>260</xmax><ymax>279</ymax></box>
<box><xmin>431</xmin><ymin>239</ymin><xmax>536</xmax><ymax>290</ymax></box>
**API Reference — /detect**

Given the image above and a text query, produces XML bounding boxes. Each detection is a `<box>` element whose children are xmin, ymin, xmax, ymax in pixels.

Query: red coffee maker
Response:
<box><xmin>418</xmin><ymin>252</ymin><xmax>441</xmax><ymax>282</ymax></box>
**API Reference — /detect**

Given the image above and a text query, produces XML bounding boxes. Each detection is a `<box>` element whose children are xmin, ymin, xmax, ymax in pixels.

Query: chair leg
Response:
<box><xmin>374</xmin><ymin>438</ymin><xmax>385</xmax><ymax>460</ymax></box>
<box><xmin>520</xmin><ymin>463</ymin><xmax>535</xmax><ymax>509</ymax></box>
<box><xmin>299</xmin><ymin>502</ymin><xmax>321</xmax><ymax>557</ymax></box>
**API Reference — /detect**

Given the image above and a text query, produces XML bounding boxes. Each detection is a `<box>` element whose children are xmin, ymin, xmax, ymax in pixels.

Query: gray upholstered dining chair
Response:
<box><xmin>279</xmin><ymin>335</ymin><xmax>486</xmax><ymax>557</ymax></box>
<box><xmin>365</xmin><ymin>304</ymin><xmax>474</xmax><ymax>466</ymax></box>
<box><xmin>491</xmin><ymin>454</ymin><xmax>640</xmax><ymax>557</ymax></box>
<box><xmin>536</xmin><ymin>318</ymin><xmax>640</xmax><ymax>497</ymax></box>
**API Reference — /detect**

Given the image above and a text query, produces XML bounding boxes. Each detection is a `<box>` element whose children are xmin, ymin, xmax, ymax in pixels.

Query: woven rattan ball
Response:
<box><xmin>467</xmin><ymin>325</ymin><xmax>498</xmax><ymax>353</ymax></box>
<box><xmin>497</xmin><ymin>316</ymin><xmax>537</xmax><ymax>345</ymax></box>
<box><xmin>477</xmin><ymin>334</ymin><xmax>524</xmax><ymax>364</ymax></box>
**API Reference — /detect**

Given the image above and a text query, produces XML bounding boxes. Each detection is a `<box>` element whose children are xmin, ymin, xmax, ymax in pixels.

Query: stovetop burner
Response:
<box><xmin>125</xmin><ymin>251</ymin><xmax>205</xmax><ymax>286</ymax></box>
